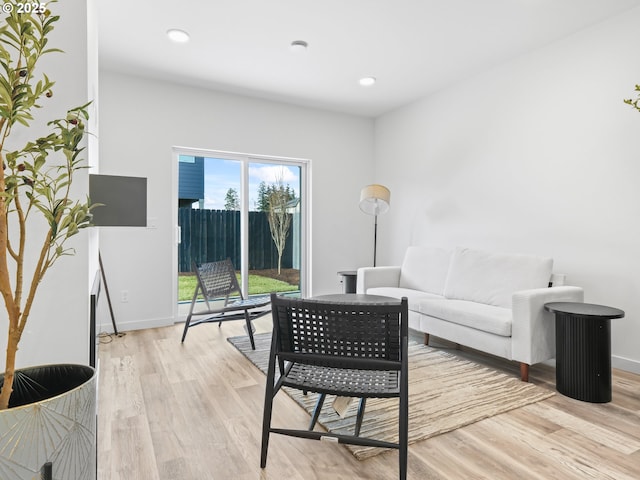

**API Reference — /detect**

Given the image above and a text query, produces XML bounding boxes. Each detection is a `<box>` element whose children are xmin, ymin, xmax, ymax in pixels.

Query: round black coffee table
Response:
<box><xmin>544</xmin><ymin>302</ymin><xmax>624</xmax><ymax>403</ymax></box>
<box><xmin>312</xmin><ymin>293</ymin><xmax>398</xmax><ymax>304</ymax></box>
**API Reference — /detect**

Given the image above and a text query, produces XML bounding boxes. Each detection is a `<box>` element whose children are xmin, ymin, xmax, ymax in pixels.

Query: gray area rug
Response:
<box><xmin>229</xmin><ymin>332</ymin><xmax>554</xmax><ymax>460</ymax></box>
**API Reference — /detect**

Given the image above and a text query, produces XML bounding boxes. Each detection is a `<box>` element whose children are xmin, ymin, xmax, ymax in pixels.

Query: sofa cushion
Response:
<box><xmin>399</xmin><ymin>246</ymin><xmax>451</xmax><ymax>295</ymax></box>
<box><xmin>419</xmin><ymin>298</ymin><xmax>512</xmax><ymax>337</ymax></box>
<box><xmin>367</xmin><ymin>287</ymin><xmax>445</xmax><ymax>311</ymax></box>
<box><xmin>443</xmin><ymin>247</ymin><xmax>553</xmax><ymax>308</ymax></box>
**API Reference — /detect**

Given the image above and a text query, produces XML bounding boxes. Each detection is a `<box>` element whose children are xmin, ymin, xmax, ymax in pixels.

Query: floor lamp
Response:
<box><xmin>89</xmin><ymin>174</ymin><xmax>147</xmax><ymax>344</ymax></box>
<box><xmin>359</xmin><ymin>184</ymin><xmax>390</xmax><ymax>267</ymax></box>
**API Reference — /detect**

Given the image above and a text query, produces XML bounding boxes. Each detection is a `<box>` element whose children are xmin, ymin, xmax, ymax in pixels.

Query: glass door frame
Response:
<box><xmin>171</xmin><ymin>146</ymin><xmax>311</xmax><ymax>317</ymax></box>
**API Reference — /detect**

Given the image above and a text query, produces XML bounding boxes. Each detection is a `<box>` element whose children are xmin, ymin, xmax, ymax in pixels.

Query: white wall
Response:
<box><xmin>0</xmin><ymin>1</ymin><xmax>94</xmax><ymax>370</ymax></box>
<box><xmin>374</xmin><ymin>8</ymin><xmax>640</xmax><ymax>372</ymax></box>
<box><xmin>97</xmin><ymin>72</ymin><xmax>374</xmax><ymax>331</ymax></box>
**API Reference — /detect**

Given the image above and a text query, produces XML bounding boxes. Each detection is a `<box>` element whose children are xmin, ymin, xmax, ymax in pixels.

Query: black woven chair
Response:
<box><xmin>180</xmin><ymin>259</ymin><xmax>271</xmax><ymax>349</ymax></box>
<box><xmin>261</xmin><ymin>294</ymin><xmax>409</xmax><ymax>480</ymax></box>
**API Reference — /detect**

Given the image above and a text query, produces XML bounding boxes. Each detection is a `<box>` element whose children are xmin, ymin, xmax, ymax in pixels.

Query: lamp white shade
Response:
<box><xmin>359</xmin><ymin>184</ymin><xmax>390</xmax><ymax>216</ymax></box>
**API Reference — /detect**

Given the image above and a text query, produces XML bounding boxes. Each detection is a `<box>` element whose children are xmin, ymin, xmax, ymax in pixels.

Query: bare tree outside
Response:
<box><xmin>258</xmin><ymin>177</ymin><xmax>296</xmax><ymax>275</ymax></box>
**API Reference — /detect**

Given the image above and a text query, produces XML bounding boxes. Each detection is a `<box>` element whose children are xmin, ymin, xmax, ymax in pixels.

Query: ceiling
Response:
<box><xmin>98</xmin><ymin>0</ymin><xmax>640</xmax><ymax>118</ymax></box>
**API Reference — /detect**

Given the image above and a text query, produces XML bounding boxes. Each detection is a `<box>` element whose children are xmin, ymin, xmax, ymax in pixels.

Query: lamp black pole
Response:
<box><xmin>99</xmin><ymin>251</ymin><xmax>120</xmax><ymax>335</ymax></box>
<box><xmin>359</xmin><ymin>184</ymin><xmax>390</xmax><ymax>268</ymax></box>
<box><xmin>373</xmin><ymin>214</ymin><xmax>379</xmax><ymax>267</ymax></box>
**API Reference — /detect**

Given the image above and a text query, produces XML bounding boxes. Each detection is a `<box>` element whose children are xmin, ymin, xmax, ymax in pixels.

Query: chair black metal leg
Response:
<box><xmin>399</xmin><ymin>396</ymin><xmax>408</xmax><ymax>480</ymax></box>
<box><xmin>261</xmin><ymin>334</ymin><xmax>279</xmax><ymax>468</ymax></box>
<box><xmin>399</xmin><ymin>339</ymin><xmax>409</xmax><ymax>480</ymax></box>
<box><xmin>180</xmin><ymin>313</ymin><xmax>192</xmax><ymax>343</ymax></box>
<box><xmin>181</xmin><ymin>285</ymin><xmax>201</xmax><ymax>343</ymax></box>
<box><xmin>245</xmin><ymin>310</ymin><xmax>256</xmax><ymax>350</ymax></box>
<box><xmin>309</xmin><ymin>393</ymin><xmax>326</xmax><ymax>430</ymax></box>
<box><xmin>399</xmin><ymin>410</ymin><xmax>408</xmax><ymax>479</ymax></box>
<box><xmin>355</xmin><ymin>398</ymin><xmax>367</xmax><ymax>436</ymax></box>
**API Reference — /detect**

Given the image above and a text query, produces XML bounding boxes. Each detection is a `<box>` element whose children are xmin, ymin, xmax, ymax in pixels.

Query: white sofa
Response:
<box><xmin>357</xmin><ymin>246</ymin><xmax>584</xmax><ymax>381</ymax></box>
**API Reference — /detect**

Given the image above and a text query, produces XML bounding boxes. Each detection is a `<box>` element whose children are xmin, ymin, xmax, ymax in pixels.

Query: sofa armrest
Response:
<box><xmin>356</xmin><ymin>266</ymin><xmax>401</xmax><ymax>294</ymax></box>
<box><xmin>511</xmin><ymin>286</ymin><xmax>584</xmax><ymax>365</ymax></box>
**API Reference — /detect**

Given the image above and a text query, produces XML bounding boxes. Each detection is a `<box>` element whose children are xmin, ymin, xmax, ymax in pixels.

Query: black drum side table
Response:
<box><xmin>544</xmin><ymin>302</ymin><xmax>624</xmax><ymax>403</ymax></box>
<box><xmin>338</xmin><ymin>270</ymin><xmax>358</xmax><ymax>294</ymax></box>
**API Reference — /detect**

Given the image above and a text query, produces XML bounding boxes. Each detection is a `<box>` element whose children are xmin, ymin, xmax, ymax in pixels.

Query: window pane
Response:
<box><xmin>248</xmin><ymin>162</ymin><xmax>301</xmax><ymax>294</ymax></box>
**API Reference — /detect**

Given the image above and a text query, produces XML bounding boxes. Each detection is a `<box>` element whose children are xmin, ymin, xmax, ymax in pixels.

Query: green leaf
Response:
<box><xmin>34</xmin><ymin>155</ymin><xmax>46</xmax><ymax>170</ymax></box>
<box><xmin>15</xmin><ymin>116</ymin><xmax>30</xmax><ymax>127</ymax></box>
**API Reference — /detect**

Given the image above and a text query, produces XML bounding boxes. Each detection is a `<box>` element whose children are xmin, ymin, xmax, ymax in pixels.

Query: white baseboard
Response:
<box><xmin>612</xmin><ymin>355</ymin><xmax>640</xmax><ymax>375</ymax></box>
<box><xmin>98</xmin><ymin>316</ymin><xmax>175</xmax><ymax>334</ymax></box>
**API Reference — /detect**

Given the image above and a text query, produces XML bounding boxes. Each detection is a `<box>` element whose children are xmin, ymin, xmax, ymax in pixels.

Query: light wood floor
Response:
<box><xmin>97</xmin><ymin>315</ymin><xmax>640</xmax><ymax>479</ymax></box>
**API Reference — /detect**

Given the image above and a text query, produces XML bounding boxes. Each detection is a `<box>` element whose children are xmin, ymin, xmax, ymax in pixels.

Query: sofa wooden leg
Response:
<box><xmin>520</xmin><ymin>363</ymin><xmax>529</xmax><ymax>382</ymax></box>
<box><xmin>424</xmin><ymin>333</ymin><xmax>430</xmax><ymax>346</ymax></box>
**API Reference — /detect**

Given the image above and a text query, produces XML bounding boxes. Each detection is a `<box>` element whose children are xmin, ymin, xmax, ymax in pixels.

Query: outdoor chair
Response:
<box><xmin>180</xmin><ymin>259</ymin><xmax>271</xmax><ymax>349</ymax></box>
<box><xmin>261</xmin><ymin>294</ymin><xmax>409</xmax><ymax>480</ymax></box>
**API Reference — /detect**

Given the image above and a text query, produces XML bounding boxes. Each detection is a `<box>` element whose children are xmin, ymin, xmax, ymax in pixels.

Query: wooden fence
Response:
<box><xmin>178</xmin><ymin>208</ymin><xmax>294</xmax><ymax>272</ymax></box>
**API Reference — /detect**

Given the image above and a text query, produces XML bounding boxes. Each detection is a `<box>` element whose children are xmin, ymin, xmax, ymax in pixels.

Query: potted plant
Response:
<box><xmin>0</xmin><ymin>2</ymin><xmax>96</xmax><ymax>478</ymax></box>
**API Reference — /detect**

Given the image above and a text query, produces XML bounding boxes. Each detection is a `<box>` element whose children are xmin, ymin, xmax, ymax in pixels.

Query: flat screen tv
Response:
<box><xmin>89</xmin><ymin>174</ymin><xmax>147</xmax><ymax>227</ymax></box>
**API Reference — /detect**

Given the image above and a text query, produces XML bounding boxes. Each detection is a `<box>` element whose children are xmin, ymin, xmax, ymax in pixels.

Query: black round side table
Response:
<box><xmin>544</xmin><ymin>302</ymin><xmax>624</xmax><ymax>403</ymax></box>
<box><xmin>337</xmin><ymin>271</ymin><xmax>358</xmax><ymax>294</ymax></box>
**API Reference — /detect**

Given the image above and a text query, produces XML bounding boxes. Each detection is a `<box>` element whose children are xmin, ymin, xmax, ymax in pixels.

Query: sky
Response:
<box><xmin>197</xmin><ymin>157</ymin><xmax>300</xmax><ymax>210</ymax></box>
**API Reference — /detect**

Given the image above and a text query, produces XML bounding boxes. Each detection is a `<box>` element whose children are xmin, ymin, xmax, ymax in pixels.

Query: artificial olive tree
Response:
<box><xmin>0</xmin><ymin>1</ymin><xmax>93</xmax><ymax>409</ymax></box>
<box><xmin>625</xmin><ymin>84</ymin><xmax>640</xmax><ymax>112</ymax></box>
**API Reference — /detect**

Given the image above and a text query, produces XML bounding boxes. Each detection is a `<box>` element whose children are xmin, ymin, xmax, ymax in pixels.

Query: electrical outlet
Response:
<box><xmin>121</xmin><ymin>290</ymin><xmax>129</xmax><ymax>303</ymax></box>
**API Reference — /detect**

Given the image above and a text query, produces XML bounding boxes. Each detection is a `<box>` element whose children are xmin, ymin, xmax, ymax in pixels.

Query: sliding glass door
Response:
<box><xmin>175</xmin><ymin>149</ymin><xmax>308</xmax><ymax>304</ymax></box>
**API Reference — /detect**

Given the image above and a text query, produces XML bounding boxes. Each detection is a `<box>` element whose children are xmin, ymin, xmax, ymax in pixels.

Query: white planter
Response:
<box><xmin>0</xmin><ymin>364</ymin><xmax>96</xmax><ymax>480</ymax></box>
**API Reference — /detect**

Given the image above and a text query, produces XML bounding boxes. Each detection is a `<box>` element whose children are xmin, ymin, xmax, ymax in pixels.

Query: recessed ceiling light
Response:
<box><xmin>290</xmin><ymin>40</ymin><xmax>308</xmax><ymax>52</ymax></box>
<box><xmin>359</xmin><ymin>76</ymin><xmax>376</xmax><ymax>87</ymax></box>
<box><xmin>167</xmin><ymin>29</ymin><xmax>190</xmax><ymax>43</ymax></box>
